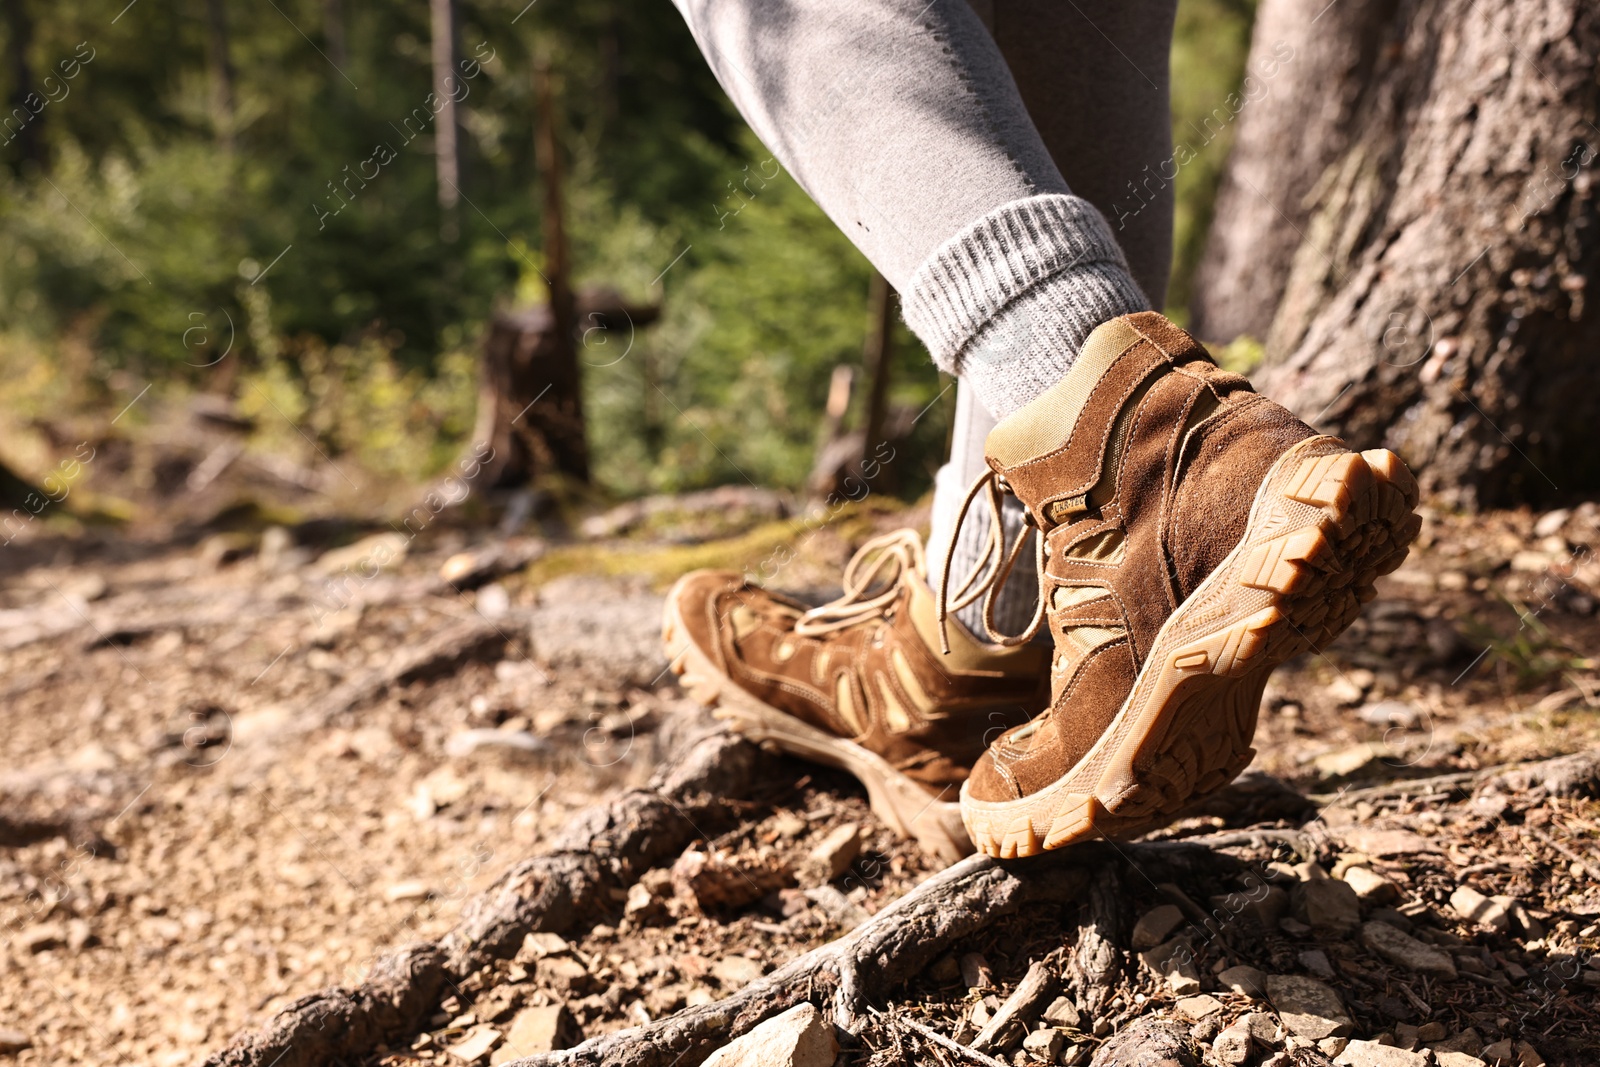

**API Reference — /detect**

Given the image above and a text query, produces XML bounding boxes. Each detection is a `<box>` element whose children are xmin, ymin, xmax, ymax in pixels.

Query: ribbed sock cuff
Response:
<box><xmin>903</xmin><ymin>194</ymin><xmax>1150</xmax><ymax>419</ymax></box>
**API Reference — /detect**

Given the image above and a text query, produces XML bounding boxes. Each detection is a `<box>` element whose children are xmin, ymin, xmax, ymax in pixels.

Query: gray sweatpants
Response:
<box><xmin>673</xmin><ymin>0</ymin><xmax>1177</xmax><ymax>635</ymax></box>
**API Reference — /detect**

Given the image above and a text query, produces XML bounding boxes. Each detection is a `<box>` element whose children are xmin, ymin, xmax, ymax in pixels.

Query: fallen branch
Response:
<box><xmin>203</xmin><ymin>721</ymin><xmax>757</xmax><ymax>1067</ymax></box>
<box><xmin>1314</xmin><ymin>747</ymin><xmax>1600</xmax><ymax>807</ymax></box>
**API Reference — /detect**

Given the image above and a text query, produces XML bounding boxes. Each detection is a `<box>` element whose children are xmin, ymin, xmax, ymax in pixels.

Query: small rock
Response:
<box><xmin>1022</xmin><ymin>1027</ymin><xmax>1064</xmax><ymax>1061</ymax></box>
<box><xmin>1299</xmin><ymin>949</ymin><xmax>1336</xmax><ymax>980</ymax></box>
<box><xmin>961</xmin><ymin>952</ymin><xmax>995</xmax><ymax>990</ymax></box>
<box><xmin>1175</xmin><ymin>994</ymin><xmax>1224</xmax><ymax>1019</ymax></box>
<box><xmin>1041</xmin><ymin>996</ymin><xmax>1080</xmax><ymax>1029</ymax></box>
<box><xmin>1492</xmin><ymin>895</ymin><xmax>1544</xmax><ymax>938</ymax></box>
<box><xmin>1321</xmin><ymin>1037</ymin><xmax>1350</xmax><ymax>1057</ymax></box>
<box><xmin>1368</xmin><ymin>907</ymin><xmax>1414</xmax><ymax>933</ymax></box>
<box><xmin>384</xmin><ymin>881</ymin><xmax>432</xmax><ymax>903</ymax></box>
<box><xmin>1357</xmin><ymin>701</ymin><xmax>1422</xmax><ymax>729</ymax></box>
<box><xmin>1533</xmin><ymin>509</ymin><xmax>1570</xmax><ymax>537</ymax></box>
<box><xmin>444</xmin><ymin>728</ymin><xmax>549</xmax><ymax>759</ymax></box>
<box><xmin>1218</xmin><ymin>964</ymin><xmax>1268</xmax><ymax>998</ymax></box>
<box><xmin>1333</xmin><ymin>1039</ymin><xmax>1429</xmax><ymax>1066</ymax></box>
<box><xmin>518</xmin><ymin>931</ymin><xmax>570</xmax><ymax>959</ymax></box>
<box><xmin>1360</xmin><ymin>921</ymin><xmax>1457</xmax><ymax>979</ymax></box>
<box><xmin>1435</xmin><ymin>1054</ymin><xmax>1489</xmax><ymax>1067</ymax></box>
<box><xmin>1339</xmin><ymin>828</ymin><xmax>1438</xmax><ymax>857</ymax></box>
<box><xmin>1482</xmin><ymin>1040</ymin><xmax>1515</xmax><ymax>1063</ymax></box>
<box><xmin>1436</xmin><ymin>1029</ymin><xmax>1483</xmax><ymax>1055</ymax></box>
<box><xmin>1240</xmin><ymin>885</ymin><xmax>1291</xmax><ymax>929</ymax></box>
<box><xmin>1325</xmin><ymin>674</ymin><xmax>1369</xmax><ymax>706</ymax></box>
<box><xmin>1131</xmin><ymin>904</ymin><xmax>1187</xmax><ymax>950</ymax></box>
<box><xmin>803</xmin><ymin>885</ymin><xmax>869</xmax><ymax>930</ymax></box>
<box><xmin>1394</xmin><ymin>1023</ymin><xmax>1420</xmax><ymax>1049</ymax></box>
<box><xmin>450</xmin><ymin>1027</ymin><xmax>501</xmax><ymax>1064</ymax></box>
<box><xmin>1416</xmin><ymin>1022</ymin><xmax>1447</xmax><ymax>1043</ymax></box>
<box><xmin>1139</xmin><ymin>937</ymin><xmax>1202</xmax><ymax>995</ymax></box>
<box><xmin>1212</xmin><ymin>1024</ymin><xmax>1253</xmax><ymax>1065</ymax></box>
<box><xmin>1292</xmin><ymin>878</ymin><xmax>1362</xmax><ymax>936</ymax></box>
<box><xmin>0</xmin><ymin>1031</ymin><xmax>30</xmax><ymax>1054</ymax></box>
<box><xmin>316</xmin><ymin>532</ymin><xmax>408</xmax><ymax>574</ymax></box>
<box><xmin>711</xmin><ymin>955</ymin><xmax>765</xmax><ymax>989</ymax></box>
<box><xmin>702</xmin><ymin>1003</ymin><xmax>838</xmax><ymax>1067</ymax></box>
<box><xmin>930</xmin><ymin>956</ymin><xmax>961</xmax><ymax>984</ymax></box>
<box><xmin>1513</xmin><ymin>1041</ymin><xmax>1544</xmax><ymax>1066</ymax></box>
<box><xmin>1450</xmin><ymin>886</ymin><xmax>1511</xmax><ymax>933</ymax></box>
<box><xmin>798</xmin><ymin>823</ymin><xmax>861</xmax><ymax>885</ymax></box>
<box><xmin>1342</xmin><ymin>866</ymin><xmax>1400</xmax><ymax>905</ymax></box>
<box><xmin>1265</xmin><ymin>974</ymin><xmax>1354</xmax><ymax>1040</ymax></box>
<box><xmin>1239</xmin><ymin>1012</ymin><xmax>1281</xmax><ymax>1044</ymax></box>
<box><xmin>18</xmin><ymin>924</ymin><xmax>65</xmax><ymax>954</ymax></box>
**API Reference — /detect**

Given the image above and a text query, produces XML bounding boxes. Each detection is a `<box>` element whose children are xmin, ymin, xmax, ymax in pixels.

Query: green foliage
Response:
<box><xmin>1166</xmin><ymin>0</ymin><xmax>1258</xmax><ymax>322</ymax></box>
<box><xmin>0</xmin><ymin>0</ymin><xmax>1249</xmax><ymax>500</ymax></box>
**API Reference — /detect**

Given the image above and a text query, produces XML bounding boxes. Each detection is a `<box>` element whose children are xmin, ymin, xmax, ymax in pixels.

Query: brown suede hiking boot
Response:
<box><xmin>949</xmin><ymin>312</ymin><xmax>1421</xmax><ymax>857</ymax></box>
<box><xmin>663</xmin><ymin>530</ymin><xmax>1047</xmax><ymax>861</ymax></box>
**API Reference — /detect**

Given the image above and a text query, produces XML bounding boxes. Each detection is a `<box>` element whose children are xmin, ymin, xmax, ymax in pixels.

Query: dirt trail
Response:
<box><xmin>0</xmin><ymin>498</ymin><xmax>1596</xmax><ymax>1065</ymax></box>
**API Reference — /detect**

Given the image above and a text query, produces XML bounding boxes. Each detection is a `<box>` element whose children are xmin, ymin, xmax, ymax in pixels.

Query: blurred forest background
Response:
<box><xmin>0</xmin><ymin>0</ymin><xmax>1256</xmax><ymax>520</ymax></box>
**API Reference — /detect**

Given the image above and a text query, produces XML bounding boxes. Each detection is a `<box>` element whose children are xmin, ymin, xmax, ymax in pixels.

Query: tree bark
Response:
<box><xmin>2</xmin><ymin>0</ymin><xmax>42</xmax><ymax>171</ymax></box>
<box><xmin>1189</xmin><ymin>0</ymin><xmax>1395</xmax><ymax>344</ymax></box>
<box><xmin>429</xmin><ymin>0</ymin><xmax>462</xmax><ymax>241</ymax></box>
<box><xmin>1201</xmin><ymin>0</ymin><xmax>1600</xmax><ymax>508</ymax></box>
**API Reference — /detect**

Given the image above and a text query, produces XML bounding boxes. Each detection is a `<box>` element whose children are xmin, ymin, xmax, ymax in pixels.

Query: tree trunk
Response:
<box><xmin>1201</xmin><ymin>0</ymin><xmax>1600</xmax><ymax>508</ymax></box>
<box><xmin>1188</xmin><ymin>0</ymin><xmax>1395</xmax><ymax>344</ymax></box>
<box><xmin>3</xmin><ymin>0</ymin><xmax>43</xmax><ymax>171</ymax></box>
<box><xmin>429</xmin><ymin>0</ymin><xmax>462</xmax><ymax>241</ymax></box>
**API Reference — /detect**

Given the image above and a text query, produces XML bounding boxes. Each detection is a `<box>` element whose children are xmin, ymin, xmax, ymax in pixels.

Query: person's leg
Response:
<box><xmin>929</xmin><ymin>0</ymin><xmax>1176</xmax><ymax>638</ymax></box>
<box><xmin>671</xmin><ymin>0</ymin><xmax>1150</xmax><ymax>425</ymax></box>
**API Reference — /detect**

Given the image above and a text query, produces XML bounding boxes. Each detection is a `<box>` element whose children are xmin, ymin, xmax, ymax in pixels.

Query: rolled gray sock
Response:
<box><xmin>903</xmin><ymin>193</ymin><xmax>1150</xmax><ymax>420</ymax></box>
<box><xmin>927</xmin><ymin>383</ymin><xmax>1038</xmax><ymax>641</ymax></box>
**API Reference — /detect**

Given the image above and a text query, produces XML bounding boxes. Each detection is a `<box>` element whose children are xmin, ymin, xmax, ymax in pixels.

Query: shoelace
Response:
<box><xmin>793</xmin><ymin>529</ymin><xmax>928</xmax><ymax>637</ymax></box>
<box><xmin>935</xmin><ymin>470</ymin><xmax>1048</xmax><ymax>653</ymax></box>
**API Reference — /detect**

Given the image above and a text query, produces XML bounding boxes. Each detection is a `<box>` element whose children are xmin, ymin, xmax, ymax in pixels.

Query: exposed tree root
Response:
<box><xmin>203</xmin><ymin>724</ymin><xmax>757</xmax><ymax>1067</ymax></box>
<box><xmin>524</xmin><ymin>843</ymin><xmax>1235</xmax><ymax>1067</ymax></box>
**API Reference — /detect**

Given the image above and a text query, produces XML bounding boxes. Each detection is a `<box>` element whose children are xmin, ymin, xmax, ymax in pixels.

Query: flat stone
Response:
<box><xmin>1514</xmin><ymin>1041</ymin><xmax>1545</xmax><ymax>1066</ymax></box>
<box><xmin>711</xmin><ymin>955</ymin><xmax>765</xmax><ymax>989</ymax></box>
<box><xmin>0</xmin><ymin>1031</ymin><xmax>30</xmax><ymax>1054</ymax></box>
<box><xmin>798</xmin><ymin>823</ymin><xmax>861</xmax><ymax>886</ymax></box>
<box><xmin>1361</xmin><ymin>921</ymin><xmax>1457</xmax><ymax>979</ymax></box>
<box><xmin>1416</xmin><ymin>1022</ymin><xmax>1447</xmax><ymax>1043</ymax></box>
<box><xmin>1131</xmin><ymin>904</ymin><xmax>1187</xmax><ymax>950</ymax></box>
<box><xmin>1436</xmin><ymin>1029</ymin><xmax>1484</xmax><ymax>1055</ymax></box>
<box><xmin>1265</xmin><ymin>974</ymin><xmax>1354</xmax><ymax>1040</ymax></box>
<box><xmin>1218</xmin><ymin>964</ymin><xmax>1268</xmax><ymax>998</ymax></box>
<box><xmin>1299</xmin><ymin>949</ymin><xmax>1336</xmax><ymax>980</ymax></box>
<box><xmin>1435</xmin><ymin>1054</ymin><xmax>1488</xmax><ymax>1067</ymax></box>
<box><xmin>1212</xmin><ymin>1025</ymin><xmax>1252</xmax><ymax>1065</ymax></box>
<box><xmin>1315</xmin><ymin>742</ymin><xmax>1385</xmax><ymax>777</ymax></box>
<box><xmin>1482</xmin><ymin>1040</ymin><xmax>1515</xmax><ymax>1063</ymax></box>
<box><xmin>450</xmin><ymin>1026</ymin><xmax>502</xmax><ymax>1064</ymax></box>
<box><xmin>1175</xmin><ymin>994</ymin><xmax>1225</xmax><ymax>1019</ymax></box>
<box><xmin>1292</xmin><ymin>878</ymin><xmax>1363</xmax><ymax>936</ymax></box>
<box><xmin>1320</xmin><ymin>1037</ymin><xmax>1350</xmax><ymax>1057</ymax></box>
<box><xmin>1333</xmin><ymin>1039</ymin><xmax>1429</xmax><ymax>1066</ymax></box>
<box><xmin>702</xmin><ymin>1003</ymin><xmax>838</xmax><ymax>1067</ymax></box>
<box><xmin>1339</xmin><ymin>828</ymin><xmax>1439</xmax><ymax>856</ymax></box>
<box><xmin>1041</xmin><ymin>996</ymin><xmax>1080</xmax><ymax>1029</ymax></box>
<box><xmin>490</xmin><ymin>1004</ymin><xmax>580</xmax><ymax>1063</ymax></box>
<box><xmin>1368</xmin><ymin>907</ymin><xmax>1414</xmax><ymax>933</ymax></box>
<box><xmin>1239</xmin><ymin>1012</ymin><xmax>1282</xmax><ymax>1043</ymax></box>
<box><xmin>1022</xmin><ymin>1027</ymin><xmax>1064</xmax><ymax>1060</ymax></box>
<box><xmin>1325</xmin><ymin>675</ymin><xmax>1369</xmax><ymax>706</ymax></box>
<box><xmin>1139</xmin><ymin>937</ymin><xmax>1202</xmax><ymax>995</ymax></box>
<box><xmin>1342</xmin><ymin>866</ymin><xmax>1400</xmax><ymax>905</ymax></box>
<box><xmin>1450</xmin><ymin>886</ymin><xmax>1511</xmax><ymax>933</ymax></box>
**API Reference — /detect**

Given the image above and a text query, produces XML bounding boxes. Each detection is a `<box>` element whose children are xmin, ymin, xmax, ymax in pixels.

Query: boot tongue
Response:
<box><xmin>982</xmin><ymin>314</ymin><xmax>1196</xmax><ymax>527</ymax></box>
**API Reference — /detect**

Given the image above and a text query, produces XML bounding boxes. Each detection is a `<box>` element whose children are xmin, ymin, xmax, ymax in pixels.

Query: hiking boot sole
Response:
<box><xmin>662</xmin><ymin>587</ymin><xmax>974</xmax><ymax>864</ymax></box>
<box><xmin>960</xmin><ymin>436</ymin><xmax>1421</xmax><ymax>858</ymax></box>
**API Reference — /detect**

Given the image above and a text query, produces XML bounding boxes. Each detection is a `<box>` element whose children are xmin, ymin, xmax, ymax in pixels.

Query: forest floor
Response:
<box><xmin>1</xmin><ymin>460</ymin><xmax>1598</xmax><ymax>1067</ymax></box>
